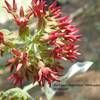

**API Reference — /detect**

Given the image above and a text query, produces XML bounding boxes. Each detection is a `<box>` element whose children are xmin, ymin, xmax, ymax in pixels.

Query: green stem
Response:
<box><xmin>27</xmin><ymin>44</ymin><xmax>33</xmax><ymax>53</ymax></box>
<box><xmin>37</xmin><ymin>18</ymin><xmax>45</xmax><ymax>33</ymax></box>
<box><xmin>23</xmin><ymin>82</ymin><xmax>38</xmax><ymax>92</ymax></box>
<box><xmin>34</xmin><ymin>44</ymin><xmax>41</xmax><ymax>60</ymax></box>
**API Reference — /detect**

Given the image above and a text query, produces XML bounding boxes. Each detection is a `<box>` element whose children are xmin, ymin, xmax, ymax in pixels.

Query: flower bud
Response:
<box><xmin>39</xmin><ymin>34</ymin><xmax>49</xmax><ymax>42</ymax></box>
<box><xmin>38</xmin><ymin>61</ymin><xmax>45</xmax><ymax>68</ymax></box>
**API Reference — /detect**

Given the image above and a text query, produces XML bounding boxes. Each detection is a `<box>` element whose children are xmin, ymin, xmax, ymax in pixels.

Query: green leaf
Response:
<box><xmin>0</xmin><ymin>88</ymin><xmax>34</xmax><ymax>100</ymax></box>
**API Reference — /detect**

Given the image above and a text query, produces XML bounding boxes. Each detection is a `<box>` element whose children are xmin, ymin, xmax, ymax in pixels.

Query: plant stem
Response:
<box><xmin>34</xmin><ymin>44</ymin><xmax>41</xmax><ymax>59</ymax></box>
<box><xmin>23</xmin><ymin>82</ymin><xmax>38</xmax><ymax>92</ymax></box>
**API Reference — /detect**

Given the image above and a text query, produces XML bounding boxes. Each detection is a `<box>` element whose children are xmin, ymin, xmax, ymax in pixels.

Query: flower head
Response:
<box><xmin>4</xmin><ymin>0</ymin><xmax>81</xmax><ymax>87</ymax></box>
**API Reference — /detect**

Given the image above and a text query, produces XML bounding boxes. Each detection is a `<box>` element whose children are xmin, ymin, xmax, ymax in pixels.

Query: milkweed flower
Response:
<box><xmin>5</xmin><ymin>0</ymin><xmax>81</xmax><ymax>87</ymax></box>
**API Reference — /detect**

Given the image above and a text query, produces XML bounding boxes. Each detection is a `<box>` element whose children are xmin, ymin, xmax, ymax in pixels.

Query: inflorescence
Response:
<box><xmin>0</xmin><ymin>0</ymin><xmax>81</xmax><ymax>87</ymax></box>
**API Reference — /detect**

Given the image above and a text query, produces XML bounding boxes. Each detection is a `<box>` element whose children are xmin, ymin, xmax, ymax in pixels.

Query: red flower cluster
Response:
<box><xmin>4</xmin><ymin>0</ymin><xmax>32</xmax><ymax>27</ymax></box>
<box><xmin>7</xmin><ymin>49</ymin><xmax>29</xmax><ymax>72</ymax></box>
<box><xmin>7</xmin><ymin>49</ymin><xmax>31</xmax><ymax>85</ymax></box>
<box><xmin>36</xmin><ymin>67</ymin><xmax>60</xmax><ymax>86</ymax></box>
<box><xmin>33</xmin><ymin>61</ymin><xmax>61</xmax><ymax>86</ymax></box>
<box><xmin>4</xmin><ymin>0</ymin><xmax>81</xmax><ymax>87</ymax></box>
<box><xmin>52</xmin><ymin>44</ymin><xmax>80</xmax><ymax>61</ymax></box>
<box><xmin>42</xmin><ymin>1</ymin><xmax>81</xmax><ymax>61</ymax></box>
<box><xmin>35</xmin><ymin>1</ymin><xmax>81</xmax><ymax>85</ymax></box>
<box><xmin>31</xmin><ymin>0</ymin><xmax>61</xmax><ymax>18</ymax></box>
<box><xmin>31</xmin><ymin>0</ymin><xmax>47</xmax><ymax>17</ymax></box>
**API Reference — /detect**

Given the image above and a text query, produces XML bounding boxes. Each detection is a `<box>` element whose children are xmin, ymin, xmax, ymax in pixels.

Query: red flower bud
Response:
<box><xmin>0</xmin><ymin>32</ymin><xmax>4</xmax><ymax>44</ymax></box>
<box><xmin>5</xmin><ymin>0</ymin><xmax>12</xmax><ymax>11</ymax></box>
<box><xmin>20</xmin><ymin>7</ymin><xmax>24</xmax><ymax>17</ymax></box>
<box><xmin>11</xmin><ymin>49</ymin><xmax>21</xmax><ymax>57</ymax></box>
<box><xmin>49</xmin><ymin>1</ymin><xmax>57</xmax><ymax>10</ymax></box>
<box><xmin>13</xmin><ymin>0</ymin><xmax>17</xmax><ymax>12</ymax></box>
